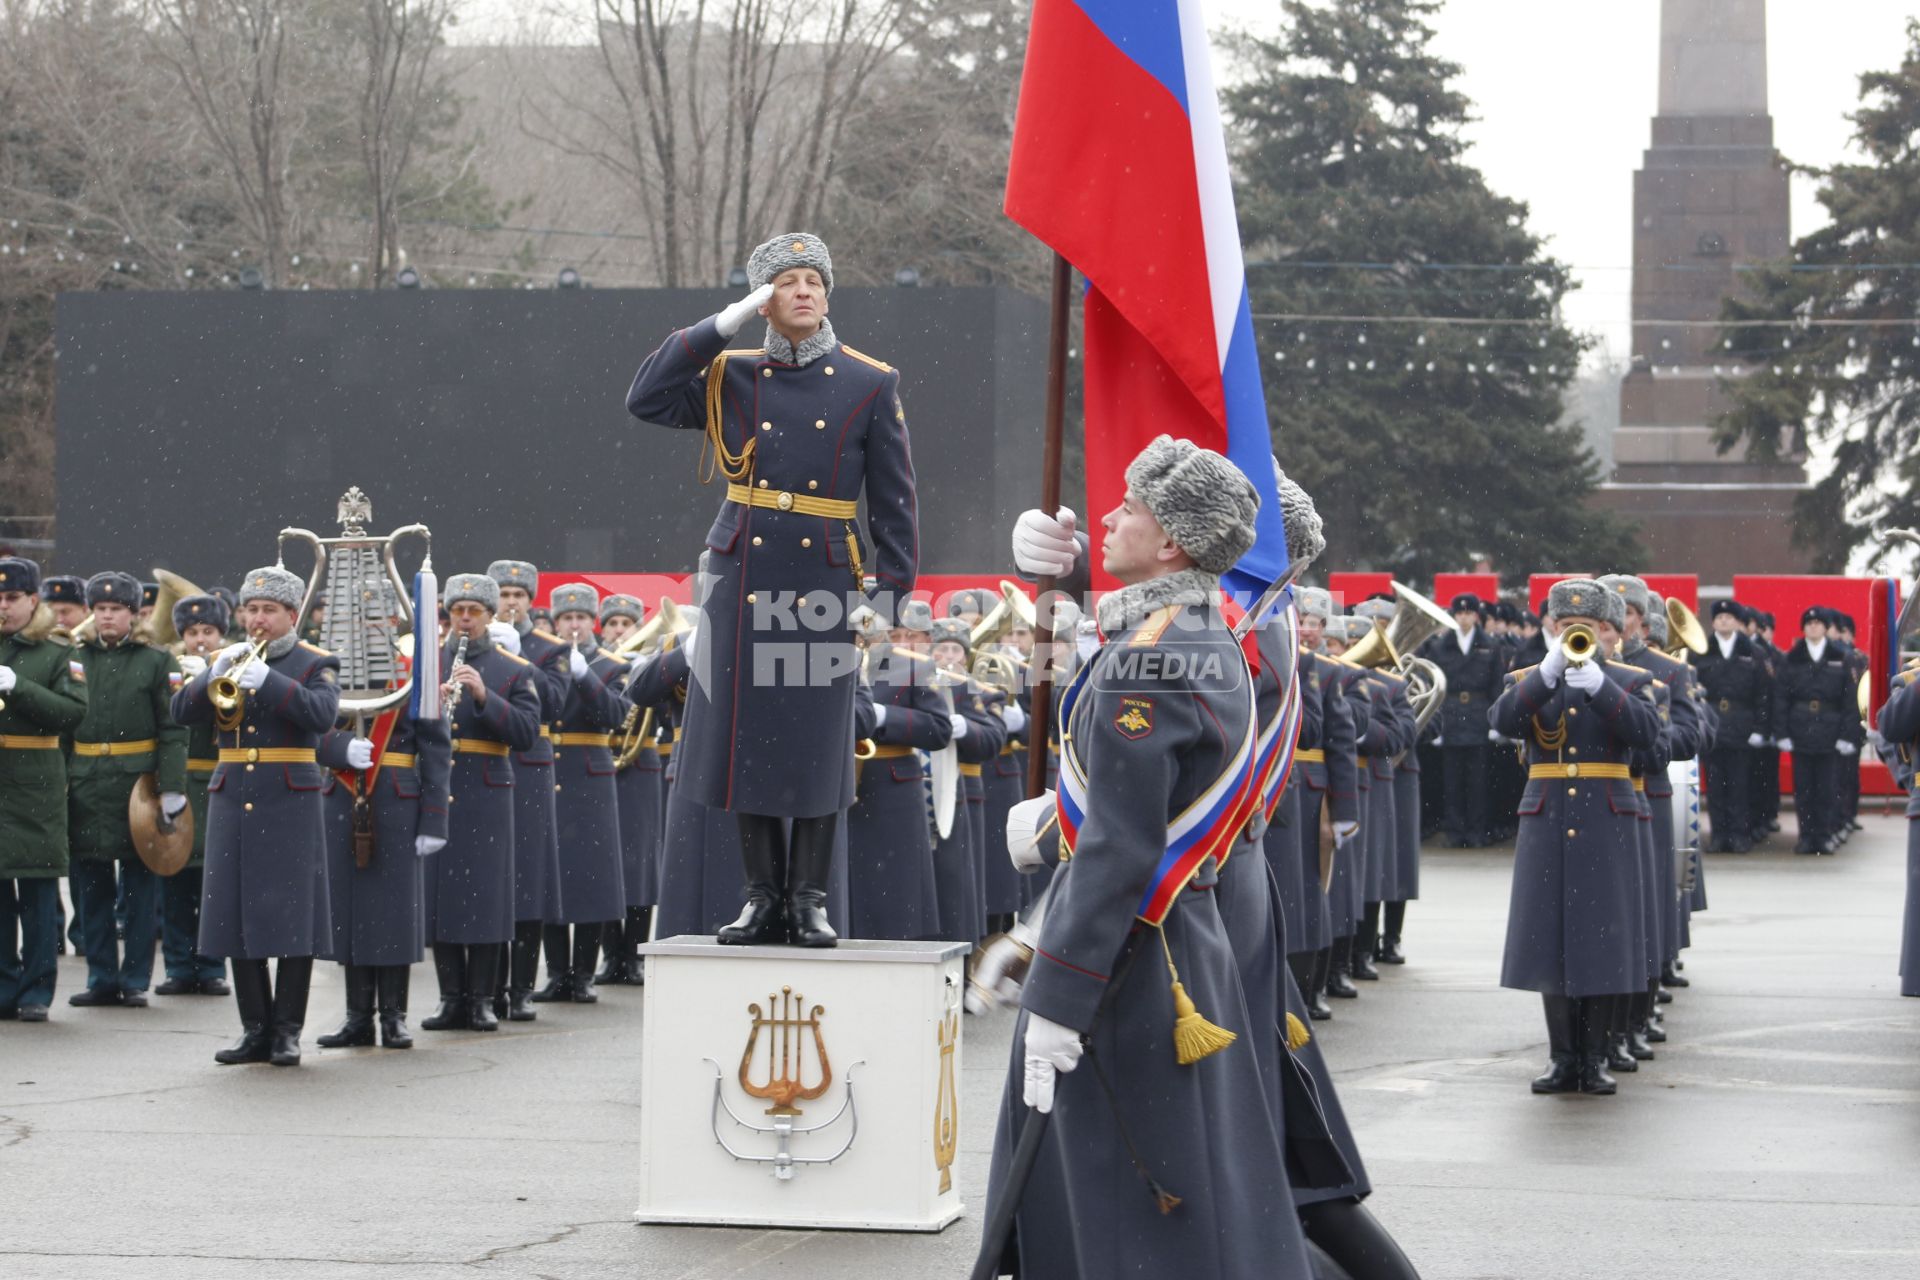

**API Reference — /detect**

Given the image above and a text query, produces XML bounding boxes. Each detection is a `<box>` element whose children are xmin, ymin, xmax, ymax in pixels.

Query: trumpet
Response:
<box><xmin>443</xmin><ymin>634</ymin><xmax>470</xmax><ymax>719</ymax></box>
<box><xmin>210</xmin><ymin>635</ymin><xmax>272</xmax><ymax>725</ymax></box>
<box><xmin>1561</xmin><ymin>623</ymin><xmax>1599</xmax><ymax>666</ymax></box>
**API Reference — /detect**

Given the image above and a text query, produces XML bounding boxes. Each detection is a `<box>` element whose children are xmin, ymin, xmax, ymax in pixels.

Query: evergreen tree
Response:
<box><xmin>1226</xmin><ymin>0</ymin><xmax>1638</xmax><ymax>584</ymax></box>
<box><xmin>1716</xmin><ymin>21</ymin><xmax>1920</xmax><ymax>573</ymax></box>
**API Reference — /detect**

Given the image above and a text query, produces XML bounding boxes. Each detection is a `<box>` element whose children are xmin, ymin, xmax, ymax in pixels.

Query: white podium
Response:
<box><xmin>633</xmin><ymin>936</ymin><xmax>969</xmax><ymax>1232</ymax></box>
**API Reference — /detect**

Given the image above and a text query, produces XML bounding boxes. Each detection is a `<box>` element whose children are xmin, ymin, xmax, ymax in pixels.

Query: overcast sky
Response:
<box><xmin>462</xmin><ymin>1</ymin><xmax>1916</xmax><ymax>362</ymax></box>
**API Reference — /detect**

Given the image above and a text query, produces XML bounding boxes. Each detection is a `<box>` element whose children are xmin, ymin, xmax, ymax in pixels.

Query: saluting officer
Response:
<box><xmin>1692</xmin><ymin>600</ymin><xmax>1769</xmax><ymax>853</ymax></box>
<box><xmin>1492</xmin><ymin>580</ymin><xmax>1663</xmax><ymax>1096</ymax></box>
<box><xmin>1774</xmin><ymin>606</ymin><xmax>1861</xmax><ymax>855</ymax></box>
<box><xmin>67</xmin><ymin>571</ymin><xmax>187</xmax><ymax>1009</ymax></box>
<box><xmin>625</xmin><ymin>231</ymin><xmax>919</xmax><ymax>948</ymax></box>
<box><xmin>172</xmin><ymin>567</ymin><xmax>341</xmax><ymax>1066</ymax></box>
<box><xmin>595</xmin><ymin>593</ymin><xmax>660</xmax><ymax>985</ymax></box>
<box><xmin>419</xmin><ymin>574</ymin><xmax>543</xmax><ymax>1032</ymax></box>
<box><xmin>156</xmin><ymin>596</ymin><xmax>233</xmax><ymax>998</ymax></box>
<box><xmin>986</xmin><ymin>437</ymin><xmax>1312</xmax><ymax>1280</ymax></box>
<box><xmin>541</xmin><ymin>585</ymin><xmax>632</xmax><ymax>1004</ymax></box>
<box><xmin>1421</xmin><ymin>593</ymin><xmax>1502</xmax><ymax>848</ymax></box>
<box><xmin>0</xmin><ymin>557</ymin><xmax>88</xmax><ymax>1022</ymax></box>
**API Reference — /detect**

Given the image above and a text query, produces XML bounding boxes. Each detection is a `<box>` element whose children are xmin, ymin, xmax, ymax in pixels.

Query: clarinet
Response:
<box><xmin>443</xmin><ymin>634</ymin><xmax>469</xmax><ymax>719</ymax></box>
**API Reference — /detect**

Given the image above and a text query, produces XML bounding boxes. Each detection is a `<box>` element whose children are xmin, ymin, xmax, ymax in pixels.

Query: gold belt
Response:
<box><xmin>655</xmin><ymin>740</ymin><xmax>674</xmax><ymax>757</ymax></box>
<box><xmin>553</xmin><ymin>732</ymin><xmax>613</xmax><ymax>747</ymax></box>
<box><xmin>217</xmin><ymin>748</ymin><xmax>317</xmax><ymax>764</ymax></box>
<box><xmin>865</xmin><ymin>743</ymin><xmax>915</xmax><ymax>759</ymax></box>
<box><xmin>725</xmin><ymin>482</ymin><xmax>858</xmax><ymax>519</ymax></box>
<box><xmin>1634</xmin><ymin>778</ymin><xmax>1647</xmax><ymax>793</ymax></box>
<box><xmin>1355</xmin><ymin>755</ymin><xmax>1369</xmax><ymax>769</ymax></box>
<box><xmin>451</xmin><ymin>739</ymin><xmax>510</xmax><ymax>757</ymax></box>
<box><xmin>1294</xmin><ymin>748</ymin><xmax>1326</xmax><ymax>763</ymax></box>
<box><xmin>381</xmin><ymin>753</ymin><xmax>417</xmax><ymax>770</ymax></box>
<box><xmin>1528</xmin><ymin>763</ymin><xmax>1631</xmax><ymax>780</ymax></box>
<box><xmin>999</xmin><ymin>742</ymin><xmax>1018</xmax><ymax>757</ymax></box>
<box><xmin>186</xmin><ymin>758</ymin><xmax>217</xmax><ymax>774</ymax></box>
<box><xmin>539</xmin><ymin>726</ymin><xmax>552</xmax><ymax>739</ymax></box>
<box><xmin>73</xmin><ymin>738</ymin><xmax>156</xmax><ymax>757</ymax></box>
<box><xmin>0</xmin><ymin>734</ymin><xmax>61</xmax><ymax>751</ymax></box>
<box><xmin>959</xmin><ymin>762</ymin><xmax>983</xmax><ymax>778</ymax></box>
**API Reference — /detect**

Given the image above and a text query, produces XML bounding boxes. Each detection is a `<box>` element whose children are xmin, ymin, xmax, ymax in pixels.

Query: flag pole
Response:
<box><xmin>1025</xmin><ymin>251</ymin><xmax>1072</xmax><ymax>802</ymax></box>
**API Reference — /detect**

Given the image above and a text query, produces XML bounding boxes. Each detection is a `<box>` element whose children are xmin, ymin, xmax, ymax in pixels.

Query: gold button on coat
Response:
<box><xmin>824</xmin><ymin>366</ymin><xmax>834</xmax><ymax>376</ymax></box>
<box><xmin>747</xmin><ymin>593</ymin><xmax>758</xmax><ymax>604</ymax></box>
<box><xmin>801</xmin><ymin>538</ymin><xmax>812</xmax><ymax>548</ymax></box>
<box><xmin>752</xmin><ymin>536</ymin><xmax>763</xmax><ymax>546</ymax></box>
<box><xmin>1566</xmin><ymin>828</ymin><xmax>1576</xmax><ymax>838</ymax></box>
<box><xmin>761</xmin><ymin>421</ymin><xmax>772</xmax><ymax>432</ymax></box>
<box><xmin>244</xmin><ymin>803</ymin><xmax>255</xmax><ymax>812</ymax></box>
<box><xmin>815</xmin><ymin>419</ymin><xmax>826</xmax><ymax>429</ymax></box>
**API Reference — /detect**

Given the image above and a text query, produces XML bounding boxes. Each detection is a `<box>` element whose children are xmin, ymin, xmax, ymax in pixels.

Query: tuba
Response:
<box><xmin>1339</xmin><ymin>582</ymin><xmax>1457</xmax><ymax>755</ymax></box>
<box><xmin>1665</xmin><ymin>597</ymin><xmax>1708</xmax><ymax>659</ymax></box>
<box><xmin>969</xmin><ymin>581</ymin><xmax>1037</xmax><ymax>696</ymax></box>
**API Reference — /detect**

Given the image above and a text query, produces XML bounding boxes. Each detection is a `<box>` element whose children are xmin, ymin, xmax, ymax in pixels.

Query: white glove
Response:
<box><xmin>487</xmin><ymin>621</ymin><xmax>521</xmax><ymax>656</ymax></box>
<box><xmin>415</xmin><ymin>834</ymin><xmax>446</xmax><ymax>858</ymax></box>
<box><xmin>870</xmin><ymin>703</ymin><xmax>888</xmax><ymax>731</ymax></box>
<box><xmin>236</xmin><ymin>658</ymin><xmax>269</xmax><ymax>691</ymax></box>
<box><xmin>212</xmin><ymin>641</ymin><xmax>251</xmax><ymax>675</ymax></box>
<box><xmin>965</xmin><ymin>936</ymin><xmax>1027</xmax><ymax>1015</ymax></box>
<box><xmin>1012</xmin><ymin>507</ymin><xmax>1079</xmax><ymax>578</ymax></box>
<box><xmin>715</xmin><ymin>283</ymin><xmax>774</xmax><ymax>338</ymax></box>
<box><xmin>1006</xmin><ymin>791</ymin><xmax>1056</xmax><ymax>872</ymax></box>
<box><xmin>160</xmin><ymin>791</ymin><xmax>188</xmax><ymax>820</ymax></box>
<box><xmin>848</xmin><ymin>603</ymin><xmax>880</xmax><ymax>633</ymax></box>
<box><xmin>1002</xmin><ymin>700</ymin><xmax>1029</xmax><ymax>735</ymax></box>
<box><xmin>1539</xmin><ymin>640</ymin><xmax>1568</xmax><ymax>688</ymax></box>
<box><xmin>1022</xmin><ymin>1012</ymin><xmax>1084</xmax><ymax>1114</ymax></box>
<box><xmin>1564</xmin><ymin>660</ymin><xmax>1603</xmax><ymax>696</ymax></box>
<box><xmin>1488</xmin><ymin>728</ymin><xmax>1503</xmax><ymax>743</ymax></box>
<box><xmin>1333</xmin><ymin>819</ymin><xmax>1360</xmax><ymax>845</ymax></box>
<box><xmin>0</xmin><ymin>668</ymin><xmax>13</xmax><ymax>694</ymax></box>
<box><xmin>949</xmin><ymin>712</ymin><xmax>969</xmax><ymax>741</ymax></box>
<box><xmin>1836</xmin><ymin>739</ymin><xmax>1857</xmax><ymax>757</ymax></box>
<box><xmin>569</xmin><ymin>647</ymin><xmax>591</xmax><ymax>679</ymax></box>
<box><xmin>1776</xmin><ymin>737</ymin><xmax>1793</xmax><ymax>754</ymax></box>
<box><xmin>346</xmin><ymin>737</ymin><xmax>376</xmax><ymax>770</ymax></box>
<box><xmin>1747</xmin><ymin>732</ymin><xmax>1765</xmax><ymax>748</ymax></box>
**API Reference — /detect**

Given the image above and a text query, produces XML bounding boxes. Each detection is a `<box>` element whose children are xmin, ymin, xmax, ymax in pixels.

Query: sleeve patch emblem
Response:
<box><xmin>1114</xmin><ymin>697</ymin><xmax>1154</xmax><ymax>739</ymax></box>
<box><xmin>69</xmin><ymin>660</ymin><xmax>86</xmax><ymax>684</ymax></box>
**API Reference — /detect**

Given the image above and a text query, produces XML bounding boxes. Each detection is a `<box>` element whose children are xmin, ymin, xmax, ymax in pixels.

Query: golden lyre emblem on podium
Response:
<box><xmin>933</xmin><ymin>1010</ymin><xmax>959</xmax><ymax>1193</ymax></box>
<box><xmin>739</xmin><ymin>987</ymin><xmax>833</xmax><ymax>1117</ymax></box>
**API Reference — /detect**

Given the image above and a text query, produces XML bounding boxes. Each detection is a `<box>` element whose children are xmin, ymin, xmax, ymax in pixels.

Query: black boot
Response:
<box><xmin>507</xmin><ymin>924</ymin><xmax>541</xmax><ymax>1021</ymax></box>
<box><xmin>1353</xmin><ymin>903</ymin><xmax>1381</xmax><ymax>979</ymax></box>
<box><xmin>719</xmin><ymin>813</ymin><xmax>791</xmax><ymax>945</ymax></box>
<box><xmin>376</xmin><ymin>965</ymin><xmax>413</xmax><ymax>1048</ymax></box>
<box><xmin>1531</xmin><ymin>994</ymin><xmax>1579</xmax><ymax>1094</ymax></box>
<box><xmin>786</xmin><ymin>814</ymin><xmax>839</xmax><ymax>948</ymax></box>
<box><xmin>1306</xmin><ymin>948</ymin><xmax>1335</xmax><ymax>1020</ymax></box>
<box><xmin>531</xmin><ymin>923</ymin><xmax>572</xmax><ymax>1002</ymax></box>
<box><xmin>466</xmin><ymin>944</ymin><xmax>501</xmax><ymax>1031</ymax></box>
<box><xmin>1607</xmin><ymin>1035</ymin><xmax>1639</xmax><ymax>1073</ymax></box>
<box><xmin>626</xmin><ymin>906</ymin><xmax>651</xmax><ymax>984</ymax></box>
<box><xmin>1326</xmin><ymin>936</ymin><xmax>1359</xmax><ymax>999</ymax></box>
<box><xmin>570</xmin><ymin>925</ymin><xmax>601</xmax><ymax>1002</ymax></box>
<box><xmin>420</xmin><ymin>943</ymin><xmax>469</xmax><ymax>1031</ymax></box>
<box><xmin>1297</xmin><ymin>1198</ymin><xmax>1422</xmax><ymax>1280</ymax></box>
<box><xmin>1661</xmin><ymin>961</ymin><xmax>1690</xmax><ymax>989</ymax></box>
<box><xmin>1379</xmin><ymin>900</ymin><xmax>1408</xmax><ymax>964</ymax></box>
<box><xmin>215</xmin><ymin>958</ymin><xmax>274</xmax><ymax>1064</ymax></box>
<box><xmin>595</xmin><ymin>914</ymin><xmax>632</xmax><ymax>985</ymax></box>
<box><xmin>1576</xmin><ymin>1000</ymin><xmax>1617</xmax><ymax>1095</ymax></box>
<box><xmin>316</xmin><ymin>964</ymin><xmax>376</xmax><ymax>1048</ymax></box>
<box><xmin>268</xmin><ymin>956</ymin><xmax>313</xmax><ymax>1066</ymax></box>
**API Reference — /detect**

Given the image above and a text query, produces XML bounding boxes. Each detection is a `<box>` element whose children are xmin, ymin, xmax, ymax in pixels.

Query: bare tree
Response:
<box><xmin>356</xmin><ymin>0</ymin><xmax>460</xmax><ymax>285</ymax></box>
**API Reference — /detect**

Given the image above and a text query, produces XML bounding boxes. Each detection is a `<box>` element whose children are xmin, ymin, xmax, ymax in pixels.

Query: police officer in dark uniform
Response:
<box><xmin>0</xmin><ymin>557</ymin><xmax>88</xmax><ymax>1021</ymax></box>
<box><xmin>419</xmin><ymin>574</ymin><xmax>543</xmax><ymax>1031</ymax></box>
<box><xmin>1834</xmin><ymin>611</ymin><xmax>1869</xmax><ymax>841</ymax></box>
<box><xmin>173</xmin><ymin>566</ymin><xmax>341</xmax><ymax>1065</ymax></box>
<box><xmin>1422</xmin><ymin>594</ymin><xmax>1502</xmax><ymax>847</ymax></box>
<box><xmin>1692</xmin><ymin>600</ymin><xmax>1768</xmax><ymax>853</ymax></box>
<box><xmin>1774</xmin><ymin>606</ymin><xmax>1860</xmax><ymax>854</ymax></box>
<box><xmin>1750</xmin><ymin>610</ymin><xmax>1784</xmax><ymax>841</ymax></box>
<box><xmin>626</xmin><ymin>232</ymin><xmax>919</xmax><ymax>948</ymax></box>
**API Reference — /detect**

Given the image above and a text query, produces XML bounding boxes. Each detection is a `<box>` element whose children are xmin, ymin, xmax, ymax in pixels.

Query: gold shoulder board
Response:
<box><xmin>839</xmin><ymin>345</ymin><xmax>893</xmax><ymax>373</ymax></box>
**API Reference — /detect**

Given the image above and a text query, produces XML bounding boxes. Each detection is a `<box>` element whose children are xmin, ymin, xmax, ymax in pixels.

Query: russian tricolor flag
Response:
<box><xmin>1006</xmin><ymin>0</ymin><xmax>1286</xmax><ymax>601</ymax></box>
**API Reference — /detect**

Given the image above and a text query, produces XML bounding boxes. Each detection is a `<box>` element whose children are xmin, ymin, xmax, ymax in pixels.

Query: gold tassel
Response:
<box><xmin>1158</xmin><ymin>926</ymin><xmax>1236</xmax><ymax>1065</ymax></box>
<box><xmin>1286</xmin><ymin>1012</ymin><xmax>1311</xmax><ymax>1051</ymax></box>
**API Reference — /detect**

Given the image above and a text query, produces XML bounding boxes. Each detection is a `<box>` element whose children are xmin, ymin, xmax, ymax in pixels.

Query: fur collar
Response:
<box><xmin>264</xmin><ymin>632</ymin><xmax>300</xmax><ymax>662</ymax></box>
<box><xmin>763</xmin><ymin>318</ymin><xmax>838</xmax><ymax>368</ymax></box>
<box><xmin>8</xmin><ymin>602</ymin><xmax>57</xmax><ymax>644</ymax></box>
<box><xmin>1097</xmin><ymin>567</ymin><xmax>1220</xmax><ymax>636</ymax></box>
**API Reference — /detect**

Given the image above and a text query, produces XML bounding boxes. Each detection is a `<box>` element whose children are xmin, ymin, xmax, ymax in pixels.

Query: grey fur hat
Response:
<box><xmin>86</xmin><ymin>570</ymin><xmax>142</xmax><ymax>609</ymax></box>
<box><xmin>1646</xmin><ymin>593</ymin><xmax>1670</xmax><ymax>647</ymax></box>
<box><xmin>896</xmin><ymin>599</ymin><xmax>934</xmax><ymax>633</ymax></box>
<box><xmin>1272</xmin><ymin>458</ymin><xmax>1326</xmax><ymax>568</ymax></box>
<box><xmin>172</xmin><ymin>593</ymin><xmax>231</xmax><ymax>636</ymax></box>
<box><xmin>236</xmin><ymin>566</ymin><xmax>303</xmax><ymax>610</ymax></box>
<box><xmin>929</xmin><ymin>618</ymin><xmax>971</xmax><ymax>649</ymax></box>
<box><xmin>446</xmin><ymin>572</ymin><xmax>500</xmax><ymax>613</ymax></box>
<box><xmin>948</xmin><ymin>588</ymin><xmax>993</xmax><ymax>618</ymax></box>
<box><xmin>600</xmin><ymin>594</ymin><xmax>644</xmax><ymax>626</ymax></box>
<box><xmin>487</xmin><ymin>560</ymin><xmax>538</xmax><ymax>592</ymax></box>
<box><xmin>0</xmin><ymin>556</ymin><xmax>40</xmax><ymax>595</ymax></box>
<box><xmin>1125</xmin><ymin>435</ymin><xmax>1260</xmax><ymax>576</ymax></box>
<box><xmin>1597</xmin><ymin>574</ymin><xmax>1651</xmax><ymax>619</ymax></box>
<box><xmin>1546</xmin><ymin>577</ymin><xmax>1624</xmax><ymax>628</ymax></box>
<box><xmin>1296</xmin><ymin>586</ymin><xmax>1334</xmax><ymax>621</ymax></box>
<box><xmin>550</xmin><ymin>583</ymin><xmax>599</xmax><ymax>619</ymax></box>
<box><xmin>1329</xmin><ymin>616</ymin><xmax>1372</xmax><ymax>644</ymax></box>
<box><xmin>1352</xmin><ymin>598</ymin><xmax>1395</xmax><ymax>624</ymax></box>
<box><xmin>748</xmin><ymin>232</ymin><xmax>833</xmax><ymax>293</ymax></box>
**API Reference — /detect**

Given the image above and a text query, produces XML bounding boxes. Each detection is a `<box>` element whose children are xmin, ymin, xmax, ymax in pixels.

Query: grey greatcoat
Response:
<box><xmin>1293</xmin><ymin>652</ymin><xmax>1357</xmax><ymax>955</ymax></box>
<box><xmin>1327</xmin><ymin>669</ymin><xmax>1384</xmax><ymax>932</ymax></box>
<box><xmin>172</xmin><ymin>641</ymin><xmax>341</xmax><ymax>960</ymax></box>
<box><xmin>613</xmin><ymin>651</ymin><xmax>676</xmax><ymax>909</ymax></box>
<box><xmin>1492</xmin><ymin>661</ymin><xmax>1663</xmax><ymax>997</ymax></box>
<box><xmin>1253</xmin><ymin>629</ymin><xmax>1304</xmax><ymax>948</ymax></box>
<box><xmin>844</xmin><ymin>645</ymin><xmax>950</xmax><ymax>941</ymax></box>
<box><xmin>625</xmin><ymin>315</ymin><xmax>919</xmax><ymax>818</ymax></box>
<box><xmin>424</xmin><ymin>636</ymin><xmax>542</xmax><ymax>945</ymax></box>
<box><xmin>1362</xmin><ymin>672</ymin><xmax>1414</xmax><ymax>905</ymax></box>
<box><xmin>511</xmin><ymin>629</ymin><xmax>568</xmax><ymax>924</ymax></box>
<box><xmin>549</xmin><ymin>645</ymin><xmax>630</xmax><ymax>924</ymax></box>
<box><xmin>958</xmin><ymin>681</ymin><xmax>1009</xmax><ymax>936</ymax></box>
<box><xmin>1875</xmin><ymin>668</ymin><xmax>1920</xmax><ymax>996</ymax></box>
<box><xmin>1619</xmin><ymin>642</ymin><xmax>1701</xmax><ymax>961</ymax></box>
<box><xmin>316</xmin><ymin>714</ymin><xmax>452</xmax><ymax>966</ymax></box>
<box><xmin>986</xmin><ymin>589</ymin><xmax>1311</xmax><ymax>1280</ymax></box>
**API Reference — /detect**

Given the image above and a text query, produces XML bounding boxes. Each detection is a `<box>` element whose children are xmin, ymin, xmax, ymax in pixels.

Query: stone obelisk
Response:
<box><xmin>1594</xmin><ymin>0</ymin><xmax>1809</xmax><ymax>589</ymax></box>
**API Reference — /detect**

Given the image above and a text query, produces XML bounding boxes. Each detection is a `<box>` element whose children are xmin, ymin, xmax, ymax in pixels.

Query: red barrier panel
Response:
<box><xmin>534</xmin><ymin>572</ymin><xmax>1031</xmax><ymax>619</ymax></box>
<box><xmin>1432</xmin><ymin>572</ymin><xmax>1500</xmax><ymax>610</ymax></box>
<box><xmin>1641</xmin><ymin>573</ymin><xmax>1698</xmax><ymax>611</ymax></box>
<box><xmin>1328</xmin><ymin>572</ymin><xmax>1394</xmax><ymax>608</ymax></box>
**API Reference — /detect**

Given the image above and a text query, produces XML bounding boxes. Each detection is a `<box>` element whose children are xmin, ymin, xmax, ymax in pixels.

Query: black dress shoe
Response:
<box><xmin>198</xmin><ymin>977</ymin><xmax>230</xmax><ymax>996</ymax></box>
<box><xmin>1376</xmin><ymin>939</ymin><xmax>1407</xmax><ymax>965</ymax></box>
<box><xmin>315</xmin><ymin>1012</ymin><xmax>376</xmax><ymax>1049</ymax></box>
<box><xmin>120</xmin><ymin>990</ymin><xmax>148</xmax><ymax>1008</ymax></box>
<box><xmin>1531</xmin><ymin>1057</ymin><xmax>1579</xmax><ymax>1094</ymax></box>
<box><xmin>1579</xmin><ymin>1057</ymin><xmax>1618</xmax><ymax>1095</ymax></box>
<box><xmin>528</xmin><ymin>976</ymin><xmax>572</xmax><ymax>1004</ymax></box>
<box><xmin>1655</xmin><ymin>986</ymin><xmax>1674</xmax><ymax>1004</ymax></box>
<box><xmin>1644</xmin><ymin>1022</ymin><xmax>1668</xmax><ymax>1044</ymax></box>
<box><xmin>1627</xmin><ymin>1032</ymin><xmax>1657</xmax><ymax>1061</ymax></box>
<box><xmin>1606</xmin><ymin>1040</ymin><xmax>1638</xmax><ymax>1073</ymax></box>
<box><xmin>1661</xmin><ymin>965</ymin><xmax>1690</xmax><ymax>989</ymax></box>
<box><xmin>1306</xmin><ymin>990</ymin><xmax>1334</xmax><ymax>1021</ymax></box>
<box><xmin>155</xmin><ymin>977</ymin><xmax>197</xmax><ymax>996</ymax></box>
<box><xmin>68</xmin><ymin>986</ymin><xmax>122</xmax><ymax>1007</ymax></box>
<box><xmin>1325</xmin><ymin>971</ymin><xmax>1359</xmax><ymax>999</ymax></box>
<box><xmin>420</xmin><ymin>999</ymin><xmax>469</xmax><ymax>1031</ymax></box>
<box><xmin>17</xmin><ymin>1004</ymin><xmax>48</xmax><ymax>1023</ymax></box>
<box><xmin>215</xmin><ymin>1026</ymin><xmax>272</xmax><ymax>1065</ymax></box>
